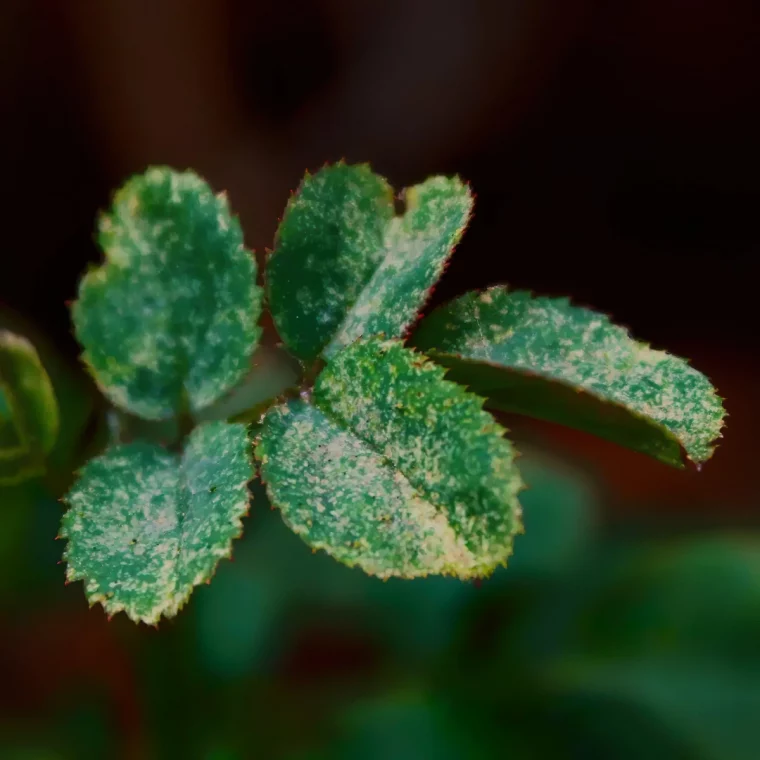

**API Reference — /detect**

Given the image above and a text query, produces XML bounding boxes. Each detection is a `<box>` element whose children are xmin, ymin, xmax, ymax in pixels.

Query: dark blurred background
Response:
<box><xmin>1</xmin><ymin>1</ymin><xmax>758</xmax><ymax>758</ymax></box>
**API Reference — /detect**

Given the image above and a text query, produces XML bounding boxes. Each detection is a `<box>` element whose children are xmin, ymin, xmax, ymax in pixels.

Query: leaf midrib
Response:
<box><xmin>425</xmin><ymin>349</ymin><xmax>698</xmax><ymax>461</ymax></box>
<box><xmin>321</xmin><ymin>204</ymin><xmax>421</xmax><ymax>359</ymax></box>
<box><xmin>308</xmin><ymin>395</ymin><xmax>460</xmax><ymax>536</ymax></box>
<box><xmin>113</xmin><ymin>183</ymin><xmax>231</xmax><ymax>416</ymax></box>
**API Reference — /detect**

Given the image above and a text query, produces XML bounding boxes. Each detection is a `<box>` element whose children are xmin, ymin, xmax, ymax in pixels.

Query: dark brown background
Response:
<box><xmin>3</xmin><ymin>0</ymin><xmax>756</xmax><ymax>514</ymax></box>
<box><xmin>1</xmin><ymin>3</ymin><xmax>760</xmax><ymax>758</ymax></box>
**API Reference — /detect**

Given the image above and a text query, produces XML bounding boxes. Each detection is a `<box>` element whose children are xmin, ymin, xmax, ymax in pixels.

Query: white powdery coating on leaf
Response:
<box><xmin>268</xmin><ymin>164</ymin><xmax>393</xmax><ymax>360</ymax></box>
<box><xmin>259</xmin><ymin>403</ymin><xmax>478</xmax><ymax>578</ymax></box>
<box><xmin>60</xmin><ymin>421</ymin><xmax>253</xmax><ymax>624</ymax></box>
<box><xmin>324</xmin><ymin>177</ymin><xmax>472</xmax><ymax>357</ymax></box>
<box><xmin>415</xmin><ymin>287</ymin><xmax>725</xmax><ymax>463</ymax></box>
<box><xmin>268</xmin><ymin>165</ymin><xmax>472</xmax><ymax>361</ymax></box>
<box><xmin>73</xmin><ymin>167</ymin><xmax>262</xmax><ymax>420</ymax></box>
<box><xmin>257</xmin><ymin>338</ymin><xmax>523</xmax><ymax>579</ymax></box>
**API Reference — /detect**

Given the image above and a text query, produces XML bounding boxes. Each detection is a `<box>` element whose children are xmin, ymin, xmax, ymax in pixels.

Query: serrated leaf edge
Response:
<box><xmin>414</xmin><ymin>285</ymin><xmax>727</xmax><ymax>466</ymax></box>
<box><xmin>73</xmin><ymin>166</ymin><xmax>262</xmax><ymax>421</ymax></box>
<box><xmin>59</xmin><ymin>426</ymin><xmax>254</xmax><ymax>625</ymax></box>
<box><xmin>255</xmin><ymin>337</ymin><xmax>524</xmax><ymax>580</ymax></box>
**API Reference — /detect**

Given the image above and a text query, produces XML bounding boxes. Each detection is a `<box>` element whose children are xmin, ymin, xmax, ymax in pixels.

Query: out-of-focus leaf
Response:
<box><xmin>0</xmin><ymin>331</ymin><xmax>59</xmax><ymax>484</ymax></box>
<box><xmin>506</xmin><ymin>447</ymin><xmax>596</xmax><ymax>579</ymax></box>
<box><xmin>550</xmin><ymin>659</ymin><xmax>760</xmax><ymax>760</ymax></box>
<box><xmin>0</xmin><ymin>478</ymin><xmax>67</xmax><ymax>608</ymax></box>
<box><xmin>412</xmin><ymin>287</ymin><xmax>725</xmax><ymax>466</ymax></box>
<box><xmin>574</xmin><ymin>536</ymin><xmax>760</xmax><ymax>661</ymax></box>
<box><xmin>0</xmin><ymin>310</ymin><xmax>102</xmax><ymax>491</ymax></box>
<box><xmin>0</xmin><ymin>387</ymin><xmax>18</xmax><ymax>448</ymax></box>
<box><xmin>541</xmin><ymin>536</ymin><xmax>760</xmax><ymax>760</ymax></box>
<box><xmin>73</xmin><ymin>167</ymin><xmax>262</xmax><ymax>420</ymax></box>
<box><xmin>257</xmin><ymin>338</ymin><xmax>522</xmax><ymax>579</ymax></box>
<box><xmin>0</xmin><ymin>483</ymin><xmax>37</xmax><ymax>599</ymax></box>
<box><xmin>61</xmin><ymin>422</ymin><xmax>252</xmax><ymax>624</ymax></box>
<box><xmin>195</xmin><ymin>550</ymin><xmax>278</xmax><ymax>678</ymax></box>
<box><xmin>267</xmin><ymin>163</ymin><xmax>472</xmax><ymax>361</ymax></box>
<box><xmin>332</xmin><ymin>693</ymin><xmax>488</xmax><ymax>760</ymax></box>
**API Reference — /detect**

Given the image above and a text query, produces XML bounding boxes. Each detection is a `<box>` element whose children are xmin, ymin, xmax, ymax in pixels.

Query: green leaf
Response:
<box><xmin>412</xmin><ymin>287</ymin><xmax>725</xmax><ymax>467</ymax></box>
<box><xmin>333</xmin><ymin>693</ymin><xmax>486</xmax><ymax>760</ymax></box>
<box><xmin>267</xmin><ymin>163</ymin><xmax>472</xmax><ymax>362</ymax></box>
<box><xmin>2</xmin><ymin>309</ymin><xmax>101</xmax><ymax>491</ymax></box>
<box><xmin>575</xmin><ymin>536</ymin><xmax>760</xmax><ymax>663</ymax></box>
<box><xmin>60</xmin><ymin>421</ymin><xmax>253</xmax><ymax>624</ymax></box>
<box><xmin>0</xmin><ymin>331</ymin><xmax>59</xmax><ymax>484</ymax></box>
<box><xmin>546</xmin><ymin>536</ymin><xmax>760</xmax><ymax>760</ymax></box>
<box><xmin>0</xmin><ymin>387</ymin><xmax>15</xmax><ymax>447</ymax></box>
<box><xmin>72</xmin><ymin>166</ymin><xmax>262</xmax><ymax>420</ymax></box>
<box><xmin>550</xmin><ymin>659</ymin><xmax>760</xmax><ymax>760</ymax></box>
<box><xmin>504</xmin><ymin>448</ymin><xmax>596</xmax><ymax>579</ymax></box>
<box><xmin>256</xmin><ymin>338</ymin><xmax>522</xmax><ymax>579</ymax></box>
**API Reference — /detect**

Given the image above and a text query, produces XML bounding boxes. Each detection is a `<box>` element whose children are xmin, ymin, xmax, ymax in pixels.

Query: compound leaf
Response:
<box><xmin>61</xmin><ymin>421</ymin><xmax>253</xmax><ymax>624</ymax></box>
<box><xmin>267</xmin><ymin>163</ymin><xmax>472</xmax><ymax>362</ymax></box>
<box><xmin>256</xmin><ymin>338</ymin><xmax>522</xmax><ymax>579</ymax></box>
<box><xmin>412</xmin><ymin>287</ymin><xmax>725</xmax><ymax>467</ymax></box>
<box><xmin>0</xmin><ymin>331</ymin><xmax>59</xmax><ymax>484</ymax></box>
<box><xmin>73</xmin><ymin>166</ymin><xmax>262</xmax><ymax>420</ymax></box>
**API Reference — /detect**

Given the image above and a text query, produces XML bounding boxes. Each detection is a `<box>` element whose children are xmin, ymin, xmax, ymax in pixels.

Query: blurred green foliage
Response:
<box><xmin>1</xmin><ymin>311</ymin><xmax>757</xmax><ymax>758</ymax></box>
<box><xmin>3</xmin><ymin>444</ymin><xmax>759</xmax><ymax>758</ymax></box>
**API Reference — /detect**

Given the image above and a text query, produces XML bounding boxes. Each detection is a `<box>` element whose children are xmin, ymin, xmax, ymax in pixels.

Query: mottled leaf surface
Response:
<box><xmin>73</xmin><ymin>167</ymin><xmax>262</xmax><ymax>420</ymax></box>
<box><xmin>61</xmin><ymin>422</ymin><xmax>252</xmax><ymax>624</ymax></box>
<box><xmin>0</xmin><ymin>331</ymin><xmax>59</xmax><ymax>484</ymax></box>
<box><xmin>412</xmin><ymin>287</ymin><xmax>725</xmax><ymax>466</ymax></box>
<box><xmin>256</xmin><ymin>338</ymin><xmax>522</xmax><ymax>579</ymax></box>
<box><xmin>267</xmin><ymin>163</ymin><xmax>472</xmax><ymax>362</ymax></box>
